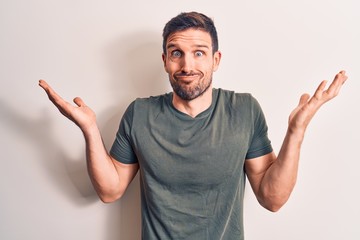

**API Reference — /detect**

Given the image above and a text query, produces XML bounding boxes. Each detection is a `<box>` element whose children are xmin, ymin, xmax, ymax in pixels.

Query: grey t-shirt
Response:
<box><xmin>110</xmin><ymin>88</ymin><xmax>273</xmax><ymax>239</ymax></box>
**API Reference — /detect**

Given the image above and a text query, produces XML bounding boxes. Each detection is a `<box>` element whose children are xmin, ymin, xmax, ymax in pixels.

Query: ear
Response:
<box><xmin>162</xmin><ymin>53</ymin><xmax>169</xmax><ymax>73</ymax></box>
<box><xmin>212</xmin><ymin>51</ymin><xmax>222</xmax><ymax>72</ymax></box>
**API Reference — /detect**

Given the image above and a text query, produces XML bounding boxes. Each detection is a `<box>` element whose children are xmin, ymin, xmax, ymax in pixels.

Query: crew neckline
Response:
<box><xmin>167</xmin><ymin>88</ymin><xmax>219</xmax><ymax>120</ymax></box>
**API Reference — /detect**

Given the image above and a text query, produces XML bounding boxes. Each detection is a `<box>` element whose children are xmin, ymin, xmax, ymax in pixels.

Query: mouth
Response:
<box><xmin>174</xmin><ymin>73</ymin><xmax>201</xmax><ymax>83</ymax></box>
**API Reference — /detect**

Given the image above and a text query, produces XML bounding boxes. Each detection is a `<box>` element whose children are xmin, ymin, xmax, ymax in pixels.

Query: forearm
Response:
<box><xmin>82</xmin><ymin>124</ymin><xmax>122</xmax><ymax>202</ymax></box>
<box><xmin>259</xmin><ymin>128</ymin><xmax>305</xmax><ymax>211</ymax></box>
<box><xmin>251</xmin><ymin>71</ymin><xmax>347</xmax><ymax>211</ymax></box>
<box><xmin>38</xmin><ymin>80</ymin><xmax>139</xmax><ymax>202</ymax></box>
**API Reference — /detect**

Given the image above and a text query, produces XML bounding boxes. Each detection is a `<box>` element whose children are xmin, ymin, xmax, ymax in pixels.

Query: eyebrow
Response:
<box><xmin>166</xmin><ymin>43</ymin><xmax>210</xmax><ymax>50</ymax></box>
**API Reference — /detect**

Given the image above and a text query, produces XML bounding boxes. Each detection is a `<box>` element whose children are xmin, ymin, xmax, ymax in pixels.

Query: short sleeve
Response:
<box><xmin>245</xmin><ymin>96</ymin><xmax>273</xmax><ymax>159</ymax></box>
<box><xmin>110</xmin><ymin>101</ymin><xmax>138</xmax><ymax>164</ymax></box>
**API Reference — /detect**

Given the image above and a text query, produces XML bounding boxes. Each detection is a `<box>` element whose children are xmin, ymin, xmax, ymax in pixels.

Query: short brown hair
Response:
<box><xmin>162</xmin><ymin>12</ymin><xmax>219</xmax><ymax>54</ymax></box>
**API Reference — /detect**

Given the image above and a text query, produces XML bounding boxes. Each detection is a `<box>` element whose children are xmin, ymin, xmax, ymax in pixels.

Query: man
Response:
<box><xmin>39</xmin><ymin>12</ymin><xmax>347</xmax><ymax>239</ymax></box>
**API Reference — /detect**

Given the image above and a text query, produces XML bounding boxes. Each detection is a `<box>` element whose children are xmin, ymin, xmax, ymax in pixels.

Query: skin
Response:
<box><xmin>245</xmin><ymin>72</ymin><xmax>347</xmax><ymax>211</ymax></box>
<box><xmin>162</xmin><ymin>29</ymin><xmax>221</xmax><ymax>117</ymax></box>
<box><xmin>37</xmin><ymin>82</ymin><xmax>139</xmax><ymax>203</ymax></box>
<box><xmin>39</xmin><ymin>29</ymin><xmax>348</xmax><ymax>210</ymax></box>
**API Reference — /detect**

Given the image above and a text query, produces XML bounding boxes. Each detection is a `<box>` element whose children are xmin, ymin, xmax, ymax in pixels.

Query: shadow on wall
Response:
<box><xmin>104</xmin><ymin>30</ymin><xmax>169</xmax><ymax>101</ymax></box>
<box><xmin>0</xmin><ymin>31</ymin><xmax>168</xmax><ymax>240</ymax></box>
<box><xmin>0</xmin><ymin>100</ymin><xmax>99</xmax><ymax>206</ymax></box>
<box><xmin>101</xmin><ymin>31</ymin><xmax>168</xmax><ymax>240</ymax></box>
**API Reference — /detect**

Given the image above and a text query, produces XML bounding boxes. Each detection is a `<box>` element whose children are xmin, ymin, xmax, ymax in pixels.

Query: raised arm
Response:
<box><xmin>39</xmin><ymin>80</ymin><xmax>139</xmax><ymax>203</ymax></box>
<box><xmin>245</xmin><ymin>70</ymin><xmax>348</xmax><ymax>212</ymax></box>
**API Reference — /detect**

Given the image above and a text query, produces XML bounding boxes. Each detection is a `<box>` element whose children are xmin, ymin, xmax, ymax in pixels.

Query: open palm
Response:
<box><xmin>39</xmin><ymin>80</ymin><xmax>96</xmax><ymax>132</ymax></box>
<box><xmin>289</xmin><ymin>71</ymin><xmax>348</xmax><ymax>133</ymax></box>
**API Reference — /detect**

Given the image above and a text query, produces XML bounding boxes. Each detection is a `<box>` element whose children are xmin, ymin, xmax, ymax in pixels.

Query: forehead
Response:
<box><xmin>166</xmin><ymin>29</ymin><xmax>212</xmax><ymax>49</ymax></box>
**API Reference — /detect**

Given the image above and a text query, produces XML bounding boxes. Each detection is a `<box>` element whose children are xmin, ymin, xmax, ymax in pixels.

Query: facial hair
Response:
<box><xmin>169</xmin><ymin>73</ymin><xmax>212</xmax><ymax>101</ymax></box>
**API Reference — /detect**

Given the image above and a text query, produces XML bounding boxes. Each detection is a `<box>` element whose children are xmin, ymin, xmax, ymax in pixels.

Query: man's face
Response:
<box><xmin>162</xmin><ymin>29</ymin><xmax>221</xmax><ymax>101</ymax></box>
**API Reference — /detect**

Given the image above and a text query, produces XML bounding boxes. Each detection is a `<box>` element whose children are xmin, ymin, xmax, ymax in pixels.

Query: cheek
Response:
<box><xmin>165</xmin><ymin>62</ymin><xmax>180</xmax><ymax>74</ymax></box>
<box><xmin>163</xmin><ymin>56</ymin><xmax>174</xmax><ymax>73</ymax></box>
<box><xmin>201</xmin><ymin>61</ymin><xmax>215</xmax><ymax>74</ymax></box>
<box><xmin>164</xmin><ymin>62</ymin><xmax>172</xmax><ymax>74</ymax></box>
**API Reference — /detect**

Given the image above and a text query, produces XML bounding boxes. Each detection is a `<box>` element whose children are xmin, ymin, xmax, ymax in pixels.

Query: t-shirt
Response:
<box><xmin>110</xmin><ymin>88</ymin><xmax>273</xmax><ymax>240</ymax></box>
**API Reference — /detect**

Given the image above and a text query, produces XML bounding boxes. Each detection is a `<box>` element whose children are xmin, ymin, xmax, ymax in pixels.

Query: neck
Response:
<box><xmin>172</xmin><ymin>87</ymin><xmax>213</xmax><ymax>118</ymax></box>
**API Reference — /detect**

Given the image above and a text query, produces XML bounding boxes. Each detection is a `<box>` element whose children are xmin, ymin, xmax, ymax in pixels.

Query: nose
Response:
<box><xmin>180</xmin><ymin>54</ymin><xmax>194</xmax><ymax>73</ymax></box>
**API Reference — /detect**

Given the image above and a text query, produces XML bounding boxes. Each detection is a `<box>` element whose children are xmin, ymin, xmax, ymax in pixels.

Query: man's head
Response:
<box><xmin>162</xmin><ymin>12</ymin><xmax>219</xmax><ymax>55</ymax></box>
<box><xmin>162</xmin><ymin>12</ymin><xmax>221</xmax><ymax>101</ymax></box>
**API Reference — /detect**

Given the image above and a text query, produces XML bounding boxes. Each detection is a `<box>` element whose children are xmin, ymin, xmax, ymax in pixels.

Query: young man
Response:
<box><xmin>39</xmin><ymin>12</ymin><xmax>347</xmax><ymax>239</ymax></box>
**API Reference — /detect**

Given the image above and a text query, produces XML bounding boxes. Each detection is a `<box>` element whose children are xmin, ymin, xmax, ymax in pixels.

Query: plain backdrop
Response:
<box><xmin>1</xmin><ymin>0</ymin><xmax>359</xmax><ymax>239</ymax></box>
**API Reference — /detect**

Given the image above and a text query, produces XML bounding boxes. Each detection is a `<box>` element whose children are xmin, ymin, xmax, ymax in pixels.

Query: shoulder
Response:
<box><xmin>213</xmin><ymin>89</ymin><xmax>265</xmax><ymax>123</ymax></box>
<box><xmin>215</xmin><ymin>88</ymin><xmax>258</xmax><ymax>107</ymax></box>
<box><xmin>126</xmin><ymin>93</ymin><xmax>172</xmax><ymax>121</ymax></box>
<box><xmin>131</xmin><ymin>92</ymin><xmax>171</xmax><ymax>110</ymax></box>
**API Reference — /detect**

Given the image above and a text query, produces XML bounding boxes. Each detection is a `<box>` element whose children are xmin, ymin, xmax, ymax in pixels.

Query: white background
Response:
<box><xmin>1</xmin><ymin>0</ymin><xmax>359</xmax><ymax>239</ymax></box>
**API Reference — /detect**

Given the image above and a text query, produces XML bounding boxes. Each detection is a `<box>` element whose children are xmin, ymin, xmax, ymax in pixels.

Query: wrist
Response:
<box><xmin>81</xmin><ymin>121</ymin><xmax>100</xmax><ymax>138</ymax></box>
<box><xmin>286</xmin><ymin>126</ymin><xmax>306</xmax><ymax>143</ymax></box>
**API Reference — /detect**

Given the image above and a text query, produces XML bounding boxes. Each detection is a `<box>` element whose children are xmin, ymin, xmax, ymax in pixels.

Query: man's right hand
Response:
<box><xmin>39</xmin><ymin>80</ymin><xmax>97</xmax><ymax>133</ymax></box>
<box><xmin>39</xmin><ymin>80</ymin><xmax>139</xmax><ymax>202</ymax></box>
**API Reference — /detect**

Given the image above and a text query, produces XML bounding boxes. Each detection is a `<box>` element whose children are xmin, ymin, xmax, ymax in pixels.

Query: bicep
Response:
<box><xmin>245</xmin><ymin>152</ymin><xmax>276</xmax><ymax>196</ymax></box>
<box><xmin>110</xmin><ymin>156</ymin><xmax>139</xmax><ymax>193</ymax></box>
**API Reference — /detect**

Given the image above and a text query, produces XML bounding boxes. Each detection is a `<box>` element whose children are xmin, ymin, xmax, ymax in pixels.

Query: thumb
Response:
<box><xmin>298</xmin><ymin>93</ymin><xmax>310</xmax><ymax>106</ymax></box>
<box><xmin>73</xmin><ymin>97</ymin><xmax>86</xmax><ymax>107</ymax></box>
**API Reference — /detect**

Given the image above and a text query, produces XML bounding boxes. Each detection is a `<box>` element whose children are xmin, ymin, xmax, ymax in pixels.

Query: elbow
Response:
<box><xmin>262</xmin><ymin>201</ymin><xmax>284</xmax><ymax>212</ymax></box>
<box><xmin>93</xmin><ymin>181</ymin><xmax>128</xmax><ymax>203</ymax></box>
<box><xmin>97</xmin><ymin>189</ymin><xmax>125</xmax><ymax>204</ymax></box>
<box><xmin>257</xmin><ymin>182</ymin><xmax>295</xmax><ymax>212</ymax></box>
<box><xmin>100</xmin><ymin>195</ymin><xmax>119</xmax><ymax>204</ymax></box>
<box><xmin>99</xmin><ymin>192</ymin><xmax>122</xmax><ymax>203</ymax></box>
<box><xmin>258</xmin><ymin>192</ymin><xmax>290</xmax><ymax>212</ymax></box>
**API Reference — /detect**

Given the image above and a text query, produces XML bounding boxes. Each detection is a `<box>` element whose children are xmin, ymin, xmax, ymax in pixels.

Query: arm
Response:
<box><xmin>39</xmin><ymin>80</ymin><xmax>138</xmax><ymax>203</ymax></box>
<box><xmin>245</xmin><ymin>70</ymin><xmax>348</xmax><ymax>212</ymax></box>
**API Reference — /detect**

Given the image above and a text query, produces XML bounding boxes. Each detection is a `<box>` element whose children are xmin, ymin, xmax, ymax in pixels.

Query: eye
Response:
<box><xmin>171</xmin><ymin>50</ymin><xmax>182</xmax><ymax>58</ymax></box>
<box><xmin>195</xmin><ymin>51</ymin><xmax>204</xmax><ymax>57</ymax></box>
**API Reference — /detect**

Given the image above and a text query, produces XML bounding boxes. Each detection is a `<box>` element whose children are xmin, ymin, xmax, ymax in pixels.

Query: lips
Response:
<box><xmin>174</xmin><ymin>73</ymin><xmax>202</xmax><ymax>83</ymax></box>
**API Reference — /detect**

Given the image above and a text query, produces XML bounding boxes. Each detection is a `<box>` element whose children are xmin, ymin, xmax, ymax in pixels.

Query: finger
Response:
<box><xmin>313</xmin><ymin>80</ymin><xmax>328</xmax><ymax>100</ymax></box>
<box><xmin>39</xmin><ymin>80</ymin><xmax>61</xmax><ymax>100</ymax></box>
<box><xmin>298</xmin><ymin>93</ymin><xmax>310</xmax><ymax>106</ymax></box>
<box><xmin>38</xmin><ymin>79</ymin><xmax>53</xmax><ymax>93</ymax></box>
<box><xmin>39</xmin><ymin>80</ymin><xmax>69</xmax><ymax>110</ymax></box>
<box><xmin>326</xmin><ymin>70</ymin><xmax>348</xmax><ymax>96</ymax></box>
<box><xmin>339</xmin><ymin>70</ymin><xmax>346</xmax><ymax>76</ymax></box>
<box><xmin>73</xmin><ymin>97</ymin><xmax>86</xmax><ymax>107</ymax></box>
<box><xmin>38</xmin><ymin>79</ymin><xmax>47</xmax><ymax>88</ymax></box>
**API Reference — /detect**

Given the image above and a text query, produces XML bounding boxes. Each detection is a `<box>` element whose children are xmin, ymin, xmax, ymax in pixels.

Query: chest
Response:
<box><xmin>132</xmin><ymin>111</ymin><xmax>253</xmax><ymax>189</ymax></box>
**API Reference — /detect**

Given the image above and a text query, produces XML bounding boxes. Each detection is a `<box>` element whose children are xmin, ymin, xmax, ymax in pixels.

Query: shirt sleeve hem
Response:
<box><xmin>245</xmin><ymin>145</ymin><xmax>273</xmax><ymax>160</ymax></box>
